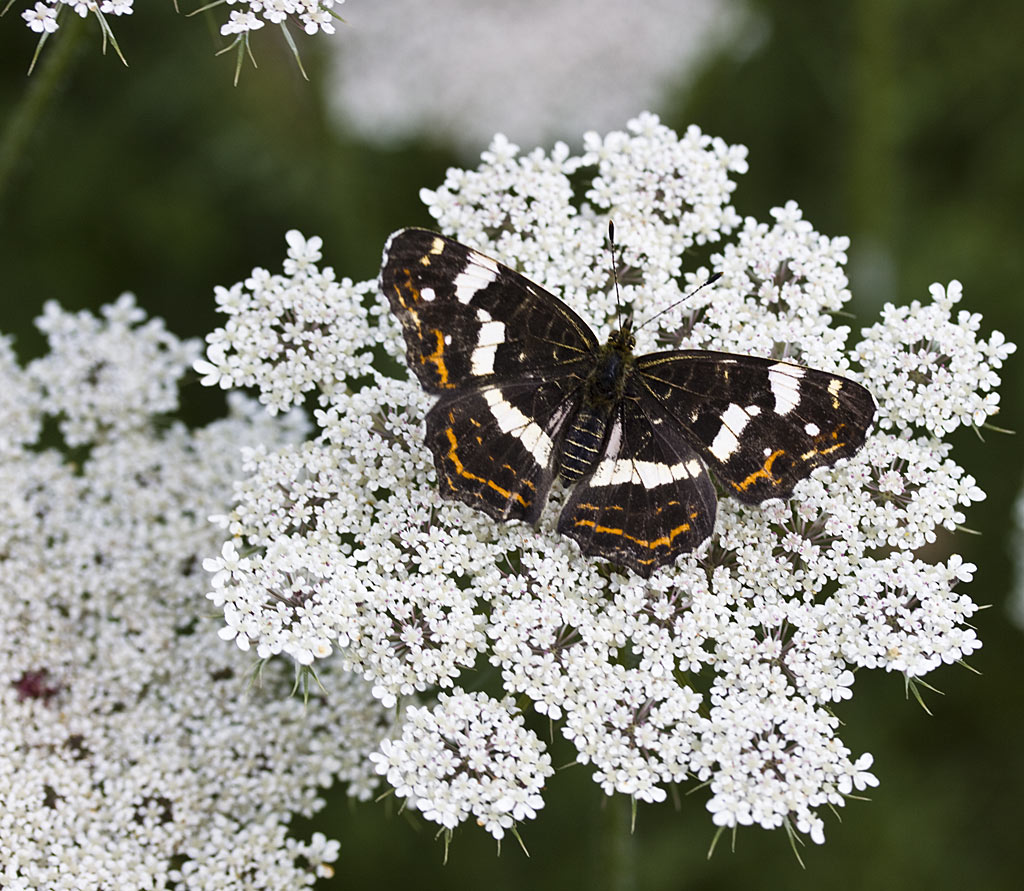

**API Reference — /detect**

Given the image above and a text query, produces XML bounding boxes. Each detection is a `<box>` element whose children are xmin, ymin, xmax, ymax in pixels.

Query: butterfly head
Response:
<box><xmin>607</xmin><ymin>319</ymin><xmax>636</xmax><ymax>354</ymax></box>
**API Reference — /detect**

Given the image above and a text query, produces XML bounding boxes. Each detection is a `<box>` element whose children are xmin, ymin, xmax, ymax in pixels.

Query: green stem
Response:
<box><xmin>599</xmin><ymin>793</ymin><xmax>637</xmax><ymax>891</ymax></box>
<box><xmin>0</xmin><ymin>13</ymin><xmax>86</xmax><ymax>214</ymax></box>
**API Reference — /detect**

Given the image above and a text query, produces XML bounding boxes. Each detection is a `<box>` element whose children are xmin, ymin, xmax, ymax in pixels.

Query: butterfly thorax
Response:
<box><xmin>589</xmin><ymin>324</ymin><xmax>636</xmax><ymax>403</ymax></box>
<box><xmin>558</xmin><ymin>324</ymin><xmax>636</xmax><ymax>482</ymax></box>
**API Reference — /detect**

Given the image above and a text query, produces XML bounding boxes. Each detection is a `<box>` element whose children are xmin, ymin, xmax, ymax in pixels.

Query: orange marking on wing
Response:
<box><xmin>575</xmin><ymin>502</ymin><xmax>623</xmax><ymax>513</ymax></box>
<box><xmin>572</xmin><ymin>519</ymin><xmax>692</xmax><ymax>551</ymax></box>
<box><xmin>497</xmin><ymin>466</ymin><xmax>536</xmax><ymax>491</ymax></box>
<box><xmin>731</xmin><ymin>449</ymin><xmax>785</xmax><ymax>494</ymax></box>
<box><xmin>390</xmin><ymin>270</ymin><xmax>455</xmax><ymax>388</ymax></box>
<box><xmin>801</xmin><ymin>426</ymin><xmax>850</xmax><ymax>461</ymax></box>
<box><xmin>443</xmin><ymin>426</ymin><xmax>528</xmax><ymax>508</ymax></box>
<box><xmin>390</xmin><ymin>268</ymin><xmax>424</xmax><ymax>336</ymax></box>
<box><xmin>392</xmin><ymin>269</ymin><xmax>423</xmax><ymax>307</ymax></box>
<box><xmin>816</xmin><ymin>425</ymin><xmax>849</xmax><ymax>456</ymax></box>
<box><xmin>814</xmin><ymin>440</ymin><xmax>847</xmax><ymax>457</ymax></box>
<box><xmin>422</xmin><ymin>328</ymin><xmax>453</xmax><ymax>388</ymax></box>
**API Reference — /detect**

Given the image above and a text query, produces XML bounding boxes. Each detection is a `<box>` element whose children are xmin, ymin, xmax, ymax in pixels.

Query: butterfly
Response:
<box><xmin>379</xmin><ymin>227</ymin><xmax>876</xmax><ymax>576</ymax></box>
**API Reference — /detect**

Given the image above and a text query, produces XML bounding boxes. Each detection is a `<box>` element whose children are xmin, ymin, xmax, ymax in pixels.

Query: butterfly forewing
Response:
<box><xmin>380</xmin><ymin>228</ymin><xmax>598</xmax><ymax>393</ymax></box>
<box><xmin>636</xmin><ymin>351</ymin><xmax>876</xmax><ymax>503</ymax></box>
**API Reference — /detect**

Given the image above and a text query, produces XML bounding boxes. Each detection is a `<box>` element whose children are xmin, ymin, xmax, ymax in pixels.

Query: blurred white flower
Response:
<box><xmin>327</xmin><ymin>0</ymin><xmax>749</xmax><ymax>151</ymax></box>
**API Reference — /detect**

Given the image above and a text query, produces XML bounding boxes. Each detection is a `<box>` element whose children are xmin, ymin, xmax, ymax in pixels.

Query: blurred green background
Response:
<box><xmin>2</xmin><ymin>1</ymin><xmax>1022</xmax><ymax>888</ymax></box>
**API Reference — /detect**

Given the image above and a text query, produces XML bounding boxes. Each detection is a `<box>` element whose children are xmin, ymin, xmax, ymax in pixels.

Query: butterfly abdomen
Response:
<box><xmin>559</xmin><ymin>410</ymin><xmax>608</xmax><ymax>482</ymax></box>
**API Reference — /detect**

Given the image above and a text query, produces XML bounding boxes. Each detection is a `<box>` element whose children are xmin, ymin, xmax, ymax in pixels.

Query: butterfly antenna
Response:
<box><xmin>605</xmin><ymin>221</ymin><xmax>626</xmax><ymax>330</ymax></box>
<box><xmin>633</xmin><ymin>270</ymin><xmax>723</xmax><ymax>336</ymax></box>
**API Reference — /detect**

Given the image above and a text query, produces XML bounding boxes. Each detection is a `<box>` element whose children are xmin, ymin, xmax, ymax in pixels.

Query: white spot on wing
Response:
<box><xmin>590</xmin><ymin>458</ymin><xmax>698</xmax><ymax>488</ymax></box>
<box><xmin>604</xmin><ymin>419</ymin><xmax>624</xmax><ymax>458</ymax></box>
<box><xmin>590</xmin><ymin>459</ymin><xmax>634</xmax><ymax>486</ymax></box>
<box><xmin>454</xmin><ymin>254</ymin><xmax>499</xmax><ymax>304</ymax></box>
<box><xmin>474</xmin><ymin>252</ymin><xmax>499</xmax><ymax>273</ymax></box>
<box><xmin>709</xmin><ymin>425</ymin><xmax>739</xmax><ymax>463</ymax></box>
<box><xmin>709</xmin><ymin>402</ymin><xmax>759</xmax><ymax>462</ymax></box>
<box><xmin>483</xmin><ymin>388</ymin><xmax>553</xmax><ymax>464</ymax></box>
<box><xmin>470</xmin><ymin>309</ymin><xmax>506</xmax><ymax>376</ymax></box>
<box><xmin>827</xmin><ymin>378</ymin><xmax>844</xmax><ymax>408</ymax></box>
<box><xmin>421</xmin><ymin>287</ymin><xmax>436</xmax><ymax>302</ymax></box>
<box><xmin>768</xmin><ymin>363</ymin><xmax>804</xmax><ymax>415</ymax></box>
<box><xmin>804</xmin><ymin>422</ymin><xmax>820</xmax><ymax>436</ymax></box>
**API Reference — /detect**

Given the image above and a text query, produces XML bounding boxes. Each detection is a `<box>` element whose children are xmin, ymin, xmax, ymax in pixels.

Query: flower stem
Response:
<box><xmin>599</xmin><ymin>793</ymin><xmax>637</xmax><ymax>891</ymax></box>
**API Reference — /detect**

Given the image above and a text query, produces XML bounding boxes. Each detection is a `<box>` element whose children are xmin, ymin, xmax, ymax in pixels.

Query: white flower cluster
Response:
<box><xmin>220</xmin><ymin>0</ymin><xmax>342</xmax><ymax>37</ymax></box>
<box><xmin>0</xmin><ymin>298</ymin><xmax>390</xmax><ymax>887</ymax></box>
<box><xmin>30</xmin><ymin>294</ymin><xmax>196</xmax><ymax>446</ymax></box>
<box><xmin>19</xmin><ymin>0</ymin><xmax>340</xmax><ymax>38</ymax></box>
<box><xmin>370</xmin><ymin>690</ymin><xmax>553</xmax><ymax>840</ymax></box>
<box><xmin>854</xmin><ymin>281</ymin><xmax>1012</xmax><ymax>435</ymax></box>
<box><xmin>199</xmin><ymin>114</ymin><xmax>1009</xmax><ymax>844</ymax></box>
<box><xmin>327</xmin><ymin>0</ymin><xmax>745</xmax><ymax>151</ymax></box>
<box><xmin>21</xmin><ymin>0</ymin><xmax>133</xmax><ymax>35</ymax></box>
<box><xmin>195</xmin><ymin>231</ymin><xmax>376</xmax><ymax>414</ymax></box>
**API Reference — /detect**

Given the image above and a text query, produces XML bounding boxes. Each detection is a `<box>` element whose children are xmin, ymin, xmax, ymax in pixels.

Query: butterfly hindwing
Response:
<box><xmin>380</xmin><ymin>228</ymin><xmax>597</xmax><ymax>393</ymax></box>
<box><xmin>426</xmin><ymin>377</ymin><xmax>581</xmax><ymax>523</ymax></box>
<box><xmin>558</xmin><ymin>395</ymin><xmax>717</xmax><ymax>577</ymax></box>
<box><xmin>636</xmin><ymin>351</ymin><xmax>876</xmax><ymax>504</ymax></box>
